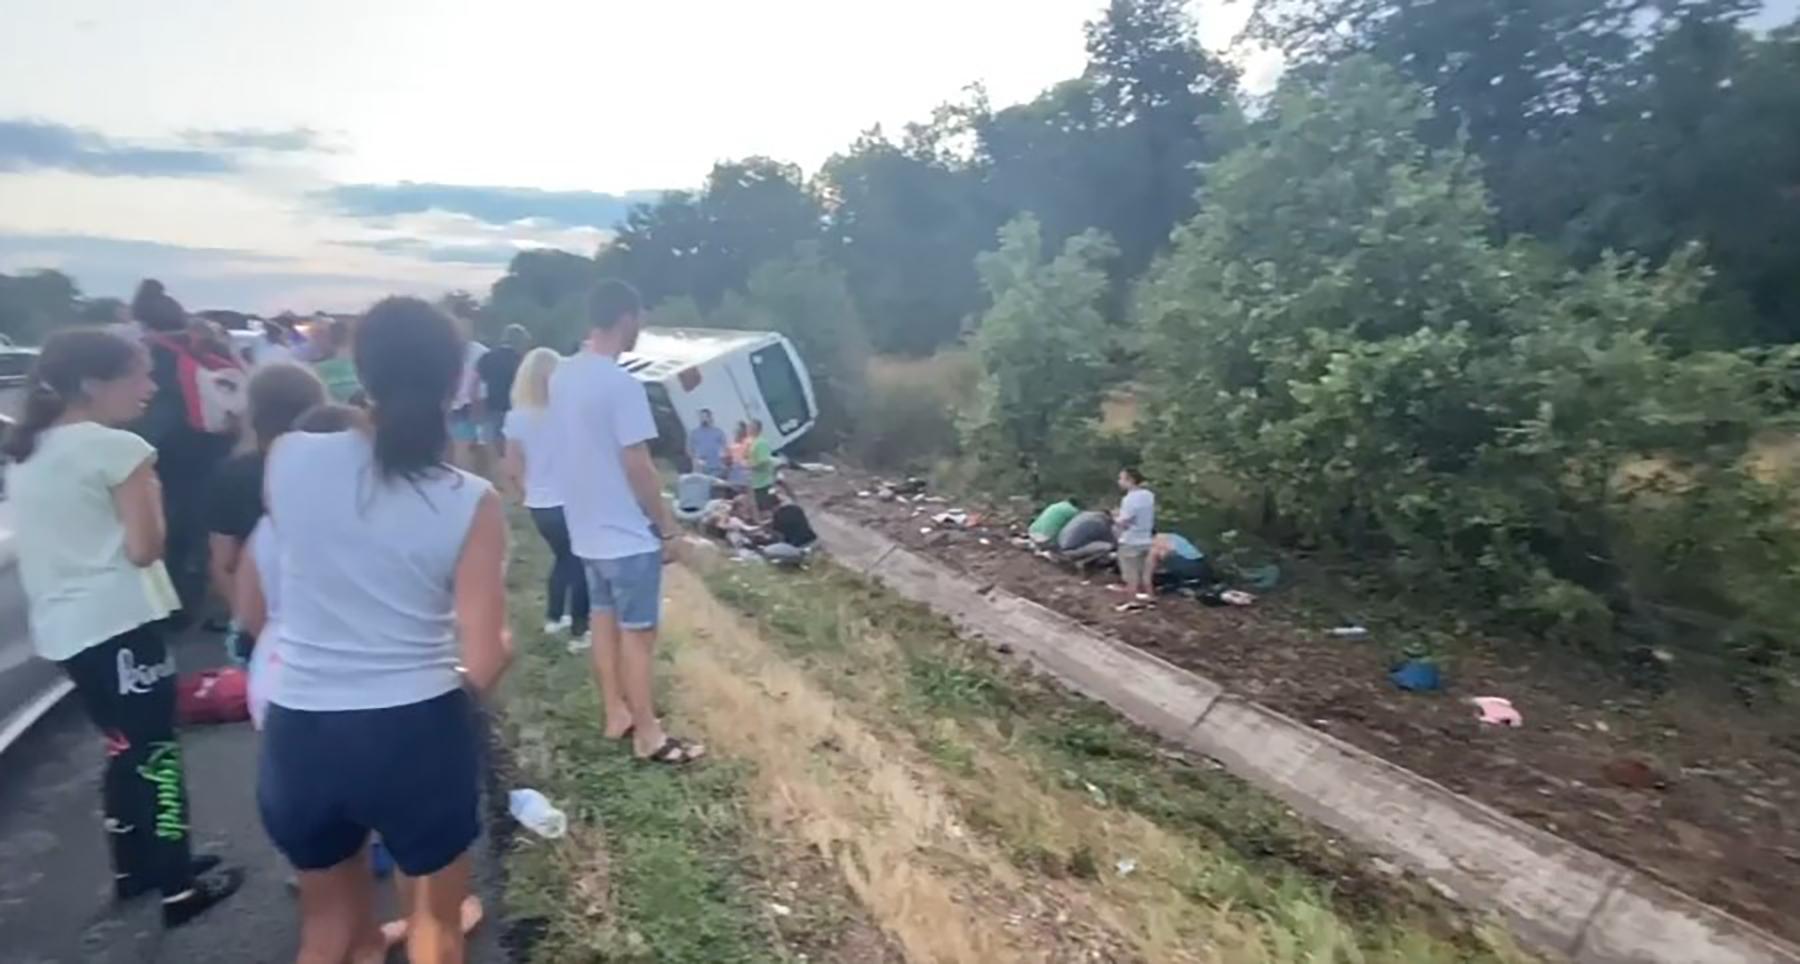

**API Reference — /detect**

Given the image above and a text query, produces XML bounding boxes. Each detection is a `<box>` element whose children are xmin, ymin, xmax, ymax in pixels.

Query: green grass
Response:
<box><xmin>496</xmin><ymin>523</ymin><xmax>778</xmax><ymax>964</ymax></box>
<box><xmin>704</xmin><ymin>560</ymin><xmax>1527</xmax><ymax>962</ymax></box>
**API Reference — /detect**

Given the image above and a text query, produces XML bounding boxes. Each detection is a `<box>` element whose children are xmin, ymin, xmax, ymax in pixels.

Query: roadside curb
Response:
<box><xmin>811</xmin><ymin>510</ymin><xmax>1799</xmax><ymax>964</ymax></box>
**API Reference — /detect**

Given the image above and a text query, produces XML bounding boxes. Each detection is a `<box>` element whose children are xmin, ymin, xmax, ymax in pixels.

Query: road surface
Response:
<box><xmin>0</xmin><ymin>628</ymin><xmax>507</xmax><ymax>963</ymax></box>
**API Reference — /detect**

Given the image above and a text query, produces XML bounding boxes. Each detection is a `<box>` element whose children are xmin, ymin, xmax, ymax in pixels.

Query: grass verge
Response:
<box><xmin>495</xmin><ymin>524</ymin><xmax>777</xmax><ymax>964</ymax></box>
<box><xmin>700</xmin><ymin>555</ymin><xmax>1532</xmax><ymax>963</ymax></box>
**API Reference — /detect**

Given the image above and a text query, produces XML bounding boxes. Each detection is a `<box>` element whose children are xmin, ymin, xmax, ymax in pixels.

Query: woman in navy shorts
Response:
<box><xmin>242</xmin><ymin>297</ymin><xmax>511</xmax><ymax>963</ymax></box>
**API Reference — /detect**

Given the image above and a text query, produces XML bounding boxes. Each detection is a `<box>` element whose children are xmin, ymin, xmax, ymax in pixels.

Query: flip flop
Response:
<box><xmin>381</xmin><ymin>896</ymin><xmax>484</xmax><ymax>947</ymax></box>
<box><xmin>641</xmin><ymin>736</ymin><xmax>706</xmax><ymax>765</ymax></box>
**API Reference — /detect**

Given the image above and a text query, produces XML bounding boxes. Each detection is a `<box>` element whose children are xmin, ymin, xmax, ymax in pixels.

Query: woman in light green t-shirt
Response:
<box><xmin>310</xmin><ymin>316</ymin><xmax>362</xmax><ymax>404</ymax></box>
<box><xmin>4</xmin><ymin>327</ymin><xmax>243</xmax><ymax>926</ymax></box>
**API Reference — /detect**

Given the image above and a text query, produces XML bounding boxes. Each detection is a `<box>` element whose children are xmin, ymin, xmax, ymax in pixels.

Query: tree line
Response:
<box><xmin>481</xmin><ymin>0</ymin><xmax>1800</xmax><ymax>681</ymax></box>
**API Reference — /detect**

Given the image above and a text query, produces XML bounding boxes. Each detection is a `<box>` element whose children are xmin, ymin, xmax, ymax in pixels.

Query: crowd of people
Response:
<box><xmin>6</xmin><ymin>276</ymin><xmax>721</xmax><ymax>962</ymax></box>
<box><xmin>1026</xmin><ymin>468</ymin><xmax>1215</xmax><ymax>601</ymax></box>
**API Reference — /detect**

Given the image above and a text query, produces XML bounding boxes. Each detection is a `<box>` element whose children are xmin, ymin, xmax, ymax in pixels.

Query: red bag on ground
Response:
<box><xmin>177</xmin><ymin>669</ymin><xmax>250</xmax><ymax>725</ymax></box>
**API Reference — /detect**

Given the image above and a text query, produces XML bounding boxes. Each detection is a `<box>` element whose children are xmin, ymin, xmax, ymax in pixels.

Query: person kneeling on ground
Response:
<box><xmin>760</xmin><ymin>485</ymin><xmax>817</xmax><ymax>567</ymax></box>
<box><xmin>1053</xmin><ymin>508</ymin><xmax>1115</xmax><ymax>567</ymax></box>
<box><xmin>1150</xmin><ymin>532</ymin><xmax>1213</xmax><ymax>592</ymax></box>
<box><xmin>1027</xmin><ymin>497</ymin><xmax>1081</xmax><ymax>550</ymax></box>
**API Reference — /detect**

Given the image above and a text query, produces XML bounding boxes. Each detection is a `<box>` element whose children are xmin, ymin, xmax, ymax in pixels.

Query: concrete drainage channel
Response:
<box><xmin>810</xmin><ymin>510</ymin><xmax>1799</xmax><ymax>964</ymax></box>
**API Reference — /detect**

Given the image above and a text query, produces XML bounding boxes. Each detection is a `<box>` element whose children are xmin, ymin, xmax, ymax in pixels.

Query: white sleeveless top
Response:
<box><xmin>264</xmin><ymin>430</ymin><xmax>490</xmax><ymax>711</ymax></box>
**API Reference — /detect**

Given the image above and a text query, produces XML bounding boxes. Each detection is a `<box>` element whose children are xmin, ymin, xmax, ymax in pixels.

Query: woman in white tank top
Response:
<box><xmin>239</xmin><ymin>298</ymin><xmax>511</xmax><ymax>963</ymax></box>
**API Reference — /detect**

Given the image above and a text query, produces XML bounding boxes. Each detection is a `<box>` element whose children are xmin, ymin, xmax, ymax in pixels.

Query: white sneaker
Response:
<box><xmin>566</xmin><ymin>633</ymin><xmax>591</xmax><ymax>653</ymax></box>
<box><xmin>544</xmin><ymin>617</ymin><xmax>571</xmax><ymax>635</ymax></box>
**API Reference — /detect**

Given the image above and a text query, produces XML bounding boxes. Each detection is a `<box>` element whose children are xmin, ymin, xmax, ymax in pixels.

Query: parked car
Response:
<box><xmin>0</xmin><ymin>345</ymin><xmax>39</xmax><ymax>421</ymax></box>
<box><xmin>0</xmin><ymin>414</ymin><xmax>65</xmax><ymax>754</ymax></box>
<box><xmin>620</xmin><ymin>327</ymin><xmax>817</xmax><ymax>468</ymax></box>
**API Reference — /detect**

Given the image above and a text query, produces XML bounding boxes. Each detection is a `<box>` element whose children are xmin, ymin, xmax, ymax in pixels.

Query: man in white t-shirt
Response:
<box><xmin>549</xmin><ymin>280</ymin><xmax>702</xmax><ymax>765</ymax></box>
<box><xmin>1114</xmin><ymin>466</ymin><xmax>1156</xmax><ymax>600</ymax></box>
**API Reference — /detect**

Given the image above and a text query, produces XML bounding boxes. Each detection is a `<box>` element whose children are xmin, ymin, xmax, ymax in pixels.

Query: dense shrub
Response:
<box><xmin>1137</xmin><ymin>57</ymin><xmax>1800</xmax><ymax>676</ymax></box>
<box><xmin>963</xmin><ymin>215</ymin><xmax>1122</xmax><ymax>498</ymax></box>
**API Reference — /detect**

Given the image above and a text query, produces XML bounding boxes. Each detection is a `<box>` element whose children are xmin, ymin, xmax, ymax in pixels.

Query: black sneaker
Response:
<box><xmin>162</xmin><ymin>867</ymin><xmax>244</xmax><ymax>928</ymax></box>
<box><xmin>115</xmin><ymin>855</ymin><xmax>223</xmax><ymax>901</ymax></box>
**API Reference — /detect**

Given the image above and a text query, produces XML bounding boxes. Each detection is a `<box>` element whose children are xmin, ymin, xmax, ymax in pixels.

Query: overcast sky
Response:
<box><xmin>0</xmin><ymin>0</ymin><xmax>1788</xmax><ymax>313</ymax></box>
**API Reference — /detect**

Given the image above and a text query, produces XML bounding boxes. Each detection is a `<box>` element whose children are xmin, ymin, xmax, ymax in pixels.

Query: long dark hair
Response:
<box><xmin>354</xmin><ymin>296</ymin><xmax>462</xmax><ymax>482</ymax></box>
<box><xmin>3</xmin><ymin>328</ymin><xmax>143</xmax><ymax>462</ymax></box>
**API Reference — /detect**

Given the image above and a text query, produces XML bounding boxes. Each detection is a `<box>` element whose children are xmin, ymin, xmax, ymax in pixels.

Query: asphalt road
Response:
<box><xmin>0</xmin><ymin>629</ymin><xmax>506</xmax><ymax>963</ymax></box>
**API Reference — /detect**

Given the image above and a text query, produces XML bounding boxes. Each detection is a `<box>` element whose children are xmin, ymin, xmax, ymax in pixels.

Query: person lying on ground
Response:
<box><xmin>1028</xmin><ymin>497</ymin><xmax>1082</xmax><ymax>549</ymax></box>
<box><xmin>1150</xmin><ymin>532</ymin><xmax>1213</xmax><ymax>592</ymax></box>
<box><xmin>702</xmin><ymin>498</ymin><xmax>762</xmax><ymax>548</ymax></box>
<box><xmin>1053</xmin><ymin>509</ymin><xmax>1115</xmax><ymax>566</ymax></box>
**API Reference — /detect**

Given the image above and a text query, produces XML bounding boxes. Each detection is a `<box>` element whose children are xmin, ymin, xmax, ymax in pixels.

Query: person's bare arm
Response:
<box><xmin>501</xmin><ymin>437</ymin><xmax>527</xmax><ymax>504</ymax></box>
<box><xmin>622</xmin><ymin>442</ymin><xmax>680</xmax><ymax>559</ymax></box>
<box><xmin>210</xmin><ymin>534</ymin><xmax>243</xmax><ymax>609</ymax></box>
<box><xmin>233</xmin><ymin>548</ymin><xmax>268</xmax><ymax>638</ymax></box>
<box><xmin>111</xmin><ymin>459</ymin><xmax>165</xmax><ymax>567</ymax></box>
<box><xmin>455</xmin><ymin>491</ymin><xmax>512</xmax><ymax>695</ymax></box>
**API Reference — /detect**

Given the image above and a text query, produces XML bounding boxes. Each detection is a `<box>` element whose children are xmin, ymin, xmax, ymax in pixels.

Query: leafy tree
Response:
<box><xmin>965</xmin><ymin>215</ymin><xmax>1118</xmax><ymax>495</ymax></box>
<box><xmin>77</xmin><ymin>296</ymin><xmax>126</xmax><ymax>325</ymax></box>
<box><xmin>597</xmin><ymin>158</ymin><xmax>823</xmax><ymax>309</ymax></box>
<box><xmin>1137</xmin><ymin>57</ymin><xmax>1800</xmax><ymax>665</ymax></box>
<box><xmin>820</xmin><ymin>128</ymin><xmax>997</xmax><ymax>355</ymax></box>
<box><xmin>486</xmin><ymin>249</ymin><xmax>597</xmax><ymax>350</ymax></box>
<box><xmin>0</xmin><ymin>269</ymin><xmax>81</xmax><ymax>343</ymax></box>
<box><xmin>711</xmin><ymin>243</ymin><xmax>868</xmax><ymax>448</ymax></box>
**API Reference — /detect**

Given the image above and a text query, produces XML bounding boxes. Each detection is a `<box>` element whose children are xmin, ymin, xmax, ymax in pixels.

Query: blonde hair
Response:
<box><xmin>511</xmin><ymin>347</ymin><xmax>560</xmax><ymax>410</ymax></box>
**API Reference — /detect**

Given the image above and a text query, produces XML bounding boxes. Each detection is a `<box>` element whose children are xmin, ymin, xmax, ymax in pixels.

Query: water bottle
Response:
<box><xmin>508</xmin><ymin>788</ymin><xmax>567</xmax><ymax>839</ymax></box>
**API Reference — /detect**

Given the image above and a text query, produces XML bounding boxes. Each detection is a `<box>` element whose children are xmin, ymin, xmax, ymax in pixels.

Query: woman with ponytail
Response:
<box><xmin>5</xmin><ymin>328</ymin><xmax>243</xmax><ymax>928</ymax></box>
<box><xmin>242</xmin><ymin>296</ymin><xmax>510</xmax><ymax>962</ymax></box>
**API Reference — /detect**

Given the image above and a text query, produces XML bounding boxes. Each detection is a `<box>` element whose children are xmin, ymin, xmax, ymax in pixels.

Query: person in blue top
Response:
<box><xmin>1150</xmin><ymin>532</ymin><xmax>1213</xmax><ymax>590</ymax></box>
<box><xmin>686</xmin><ymin>407</ymin><xmax>729</xmax><ymax>478</ymax></box>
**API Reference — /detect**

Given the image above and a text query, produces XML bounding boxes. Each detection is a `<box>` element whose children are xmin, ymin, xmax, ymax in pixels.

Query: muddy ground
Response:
<box><xmin>790</xmin><ymin>466</ymin><xmax>1800</xmax><ymax>945</ymax></box>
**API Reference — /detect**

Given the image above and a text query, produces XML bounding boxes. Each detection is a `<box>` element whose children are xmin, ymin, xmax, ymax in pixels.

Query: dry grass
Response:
<box><xmin>668</xmin><ymin>561</ymin><xmax>1530</xmax><ymax>963</ymax></box>
<box><xmin>665</xmin><ymin>567</ymin><xmax>1127</xmax><ymax>962</ymax></box>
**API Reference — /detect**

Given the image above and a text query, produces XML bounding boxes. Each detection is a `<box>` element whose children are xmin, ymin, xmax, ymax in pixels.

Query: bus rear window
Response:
<box><xmin>751</xmin><ymin>345</ymin><xmax>810</xmax><ymax>437</ymax></box>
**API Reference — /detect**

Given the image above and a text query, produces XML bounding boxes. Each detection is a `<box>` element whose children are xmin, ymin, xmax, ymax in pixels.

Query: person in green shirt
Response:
<box><xmin>747</xmin><ymin>418</ymin><xmax>778</xmax><ymax>516</ymax></box>
<box><xmin>310</xmin><ymin>317</ymin><xmax>362</xmax><ymax>404</ymax></box>
<box><xmin>1028</xmin><ymin>498</ymin><xmax>1082</xmax><ymax>549</ymax></box>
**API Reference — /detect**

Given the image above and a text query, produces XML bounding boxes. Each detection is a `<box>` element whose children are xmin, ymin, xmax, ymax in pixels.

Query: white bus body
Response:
<box><xmin>620</xmin><ymin>328</ymin><xmax>818</xmax><ymax>462</ymax></box>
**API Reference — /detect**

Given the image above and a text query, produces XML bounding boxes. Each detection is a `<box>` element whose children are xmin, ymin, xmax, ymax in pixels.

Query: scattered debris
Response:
<box><xmin>1472</xmin><ymin>696</ymin><xmax>1522</xmax><ymax>727</ymax></box>
<box><xmin>1220</xmin><ymin>589</ymin><xmax>1255</xmax><ymax>606</ymax></box>
<box><xmin>1084</xmin><ymin>782</ymin><xmax>1109</xmax><ymax>806</ymax></box>
<box><xmin>1601</xmin><ymin>757</ymin><xmax>1666</xmax><ymax>790</ymax></box>
<box><xmin>919</xmin><ymin>527</ymin><xmax>934</xmax><ymax>535</ymax></box>
<box><xmin>508</xmin><ymin>788</ymin><xmax>568</xmax><ymax>838</ymax></box>
<box><xmin>995</xmin><ymin>642</ymin><xmax>1016</xmax><ymax>655</ymax></box>
<box><xmin>769</xmin><ymin>901</ymin><xmax>794</xmax><ymax>917</ymax></box>
<box><xmin>1390</xmin><ymin>659</ymin><xmax>1441</xmax><ymax>692</ymax></box>
<box><xmin>1114</xmin><ymin>857</ymin><xmax>1138</xmax><ymax>877</ymax></box>
<box><xmin>795</xmin><ymin>462</ymin><xmax>836</xmax><ymax>473</ymax></box>
<box><xmin>931</xmin><ymin>511</ymin><xmax>970</xmax><ymax>527</ymax></box>
<box><xmin>1595</xmin><ymin>720</ymin><xmax>1611</xmax><ymax>734</ymax></box>
<box><xmin>1326</xmin><ymin>625</ymin><xmax>1370</xmax><ymax>639</ymax></box>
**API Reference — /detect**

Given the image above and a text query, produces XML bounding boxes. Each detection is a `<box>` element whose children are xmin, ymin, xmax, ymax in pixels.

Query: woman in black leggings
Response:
<box><xmin>5</xmin><ymin>328</ymin><xmax>241</xmax><ymax>926</ymax></box>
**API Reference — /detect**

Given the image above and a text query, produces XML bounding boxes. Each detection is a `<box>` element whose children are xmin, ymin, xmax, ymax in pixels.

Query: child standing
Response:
<box><xmin>5</xmin><ymin>328</ymin><xmax>242</xmax><ymax>926</ymax></box>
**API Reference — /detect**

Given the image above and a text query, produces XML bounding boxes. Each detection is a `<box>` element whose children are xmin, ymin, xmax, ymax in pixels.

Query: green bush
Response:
<box><xmin>963</xmin><ymin>215</ymin><xmax>1122</xmax><ymax>498</ymax></box>
<box><xmin>1137</xmin><ymin>56</ymin><xmax>1800</xmax><ymax>679</ymax></box>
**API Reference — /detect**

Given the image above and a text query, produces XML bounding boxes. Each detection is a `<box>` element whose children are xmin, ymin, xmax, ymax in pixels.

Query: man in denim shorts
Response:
<box><xmin>548</xmin><ymin>279</ymin><xmax>704</xmax><ymax>765</ymax></box>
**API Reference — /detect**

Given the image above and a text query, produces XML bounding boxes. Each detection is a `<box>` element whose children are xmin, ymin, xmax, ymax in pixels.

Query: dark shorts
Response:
<box><xmin>258</xmin><ymin>688</ymin><xmax>479</xmax><ymax>876</ymax></box>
